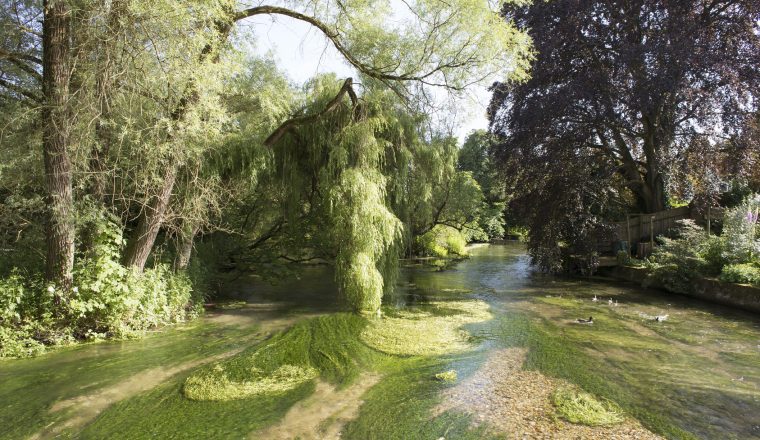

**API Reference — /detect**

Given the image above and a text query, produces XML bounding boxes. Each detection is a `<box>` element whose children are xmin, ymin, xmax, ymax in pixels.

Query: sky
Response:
<box><xmin>237</xmin><ymin>14</ymin><xmax>491</xmax><ymax>143</ymax></box>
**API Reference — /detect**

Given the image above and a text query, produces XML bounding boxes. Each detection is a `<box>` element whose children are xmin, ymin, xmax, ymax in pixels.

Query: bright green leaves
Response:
<box><xmin>330</xmin><ymin>169</ymin><xmax>402</xmax><ymax>312</ymax></box>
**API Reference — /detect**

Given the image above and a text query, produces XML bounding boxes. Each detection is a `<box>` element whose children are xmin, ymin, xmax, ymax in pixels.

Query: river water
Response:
<box><xmin>1</xmin><ymin>243</ymin><xmax>758</xmax><ymax>439</ymax></box>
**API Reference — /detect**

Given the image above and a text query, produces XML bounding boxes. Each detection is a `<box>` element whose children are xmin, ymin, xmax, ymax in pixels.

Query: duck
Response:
<box><xmin>654</xmin><ymin>314</ymin><xmax>669</xmax><ymax>322</ymax></box>
<box><xmin>592</xmin><ymin>295</ymin><xmax>598</xmax><ymax>302</ymax></box>
<box><xmin>576</xmin><ymin>316</ymin><xmax>594</xmax><ymax>324</ymax></box>
<box><xmin>608</xmin><ymin>298</ymin><xmax>614</xmax><ymax>305</ymax></box>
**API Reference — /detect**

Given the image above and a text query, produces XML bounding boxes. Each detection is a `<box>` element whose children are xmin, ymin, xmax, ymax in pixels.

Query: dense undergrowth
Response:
<box><xmin>0</xmin><ymin>217</ymin><xmax>202</xmax><ymax>358</ymax></box>
<box><xmin>645</xmin><ymin>195</ymin><xmax>760</xmax><ymax>291</ymax></box>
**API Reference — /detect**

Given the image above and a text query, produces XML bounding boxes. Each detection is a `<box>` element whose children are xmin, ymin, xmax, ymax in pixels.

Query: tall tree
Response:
<box><xmin>490</xmin><ymin>0</ymin><xmax>760</xmax><ymax>214</ymax></box>
<box><xmin>41</xmin><ymin>0</ymin><xmax>74</xmax><ymax>292</ymax></box>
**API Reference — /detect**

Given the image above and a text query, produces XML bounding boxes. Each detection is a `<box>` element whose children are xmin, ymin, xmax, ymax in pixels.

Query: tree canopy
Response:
<box><xmin>0</xmin><ymin>0</ymin><xmax>534</xmax><ymax>346</ymax></box>
<box><xmin>488</xmin><ymin>0</ymin><xmax>760</xmax><ymax>270</ymax></box>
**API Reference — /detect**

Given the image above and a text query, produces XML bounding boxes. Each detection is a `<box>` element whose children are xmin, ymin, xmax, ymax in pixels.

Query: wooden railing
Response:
<box><xmin>599</xmin><ymin>206</ymin><xmax>724</xmax><ymax>257</ymax></box>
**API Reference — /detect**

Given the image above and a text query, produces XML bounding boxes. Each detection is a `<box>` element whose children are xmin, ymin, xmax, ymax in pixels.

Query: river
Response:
<box><xmin>1</xmin><ymin>243</ymin><xmax>758</xmax><ymax>439</ymax></box>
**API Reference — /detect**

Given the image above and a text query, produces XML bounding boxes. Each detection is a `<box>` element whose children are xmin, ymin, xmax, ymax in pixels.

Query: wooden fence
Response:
<box><xmin>600</xmin><ymin>206</ymin><xmax>724</xmax><ymax>257</ymax></box>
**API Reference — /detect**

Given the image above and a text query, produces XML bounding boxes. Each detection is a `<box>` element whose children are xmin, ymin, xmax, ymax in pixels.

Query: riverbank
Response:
<box><xmin>600</xmin><ymin>264</ymin><xmax>760</xmax><ymax>313</ymax></box>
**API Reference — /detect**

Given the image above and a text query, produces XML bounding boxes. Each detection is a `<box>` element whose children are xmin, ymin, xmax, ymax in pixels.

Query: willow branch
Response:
<box><xmin>264</xmin><ymin>78</ymin><xmax>358</xmax><ymax>147</ymax></box>
<box><xmin>233</xmin><ymin>5</ymin><xmax>453</xmax><ymax>87</ymax></box>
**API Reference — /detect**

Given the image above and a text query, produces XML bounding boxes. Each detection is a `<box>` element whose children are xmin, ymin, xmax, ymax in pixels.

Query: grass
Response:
<box><xmin>552</xmin><ymin>386</ymin><xmax>625</xmax><ymax>426</ymax></box>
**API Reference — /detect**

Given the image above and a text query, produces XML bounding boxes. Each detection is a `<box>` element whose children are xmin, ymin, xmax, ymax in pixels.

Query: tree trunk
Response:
<box><xmin>120</xmin><ymin>12</ymin><xmax>232</xmax><ymax>271</ymax></box>
<box><xmin>174</xmin><ymin>223</ymin><xmax>198</xmax><ymax>272</ymax></box>
<box><xmin>122</xmin><ymin>166</ymin><xmax>177</xmax><ymax>271</ymax></box>
<box><xmin>42</xmin><ymin>0</ymin><xmax>75</xmax><ymax>293</ymax></box>
<box><xmin>611</xmin><ymin>127</ymin><xmax>667</xmax><ymax>214</ymax></box>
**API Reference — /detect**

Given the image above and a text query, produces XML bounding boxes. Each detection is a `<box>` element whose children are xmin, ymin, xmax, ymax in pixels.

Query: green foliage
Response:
<box><xmin>721</xmin><ymin>195</ymin><xmax>760</xmax><ymax>264</ymax></box>
<box><xmin>0</xmin><ymin>215</ymin><xmax>199</xmax><ymax>357</ymax></box>
<box><xmin>646</xmin><ymin>196</ymin><xmax>759</xmax><ymax>292</ymax></box>
<box><xmin>331</xmin><ymin>169</ymin><xmax>403</xmax><ymax>313</ymax></box>
<box><xmin>417</xmin><ymin>225</ymin><xmax>468</xmax><ymax>258</ymax></box>
<box><xmin>552</xmin><ymin>386</ymin><xmax>625</xmax><ymax>426</ymax></box>
<box><xmin>646</xmin><ymin>220</ymin><xmax>725</xmax><ymax>293</ymax></box>
<box><xmin>720</xmin><ymin>263</ymin><xmax>760</xmax><ymax>286</ymax></box>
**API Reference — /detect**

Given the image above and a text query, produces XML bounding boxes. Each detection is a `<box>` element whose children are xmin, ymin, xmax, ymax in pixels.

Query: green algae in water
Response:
<box><xmin>435</xmin><ymin>369</ymin><xmax>458</xmax><ymax>383</ymax></box>
<box><xmin>552</xmin><ymin>386</ymin><xmax>625</xmax><ymax>426</ymax></box>
<box><xmin>183</xmin><ymin>313</ymin><xmax>380</xmax><ymax>401</ymax></box>
<box><xmin>77</xmin><ymin>300</ymin><xmax>497</xmax><ymax>439</ymax></box>
<box><xmin>495</xmin><ymin>313</ymin><xmax>698</xmax><ymax>439</ymax></box>
<box><xmin>184</xmin><ymin>363</ymin><xmax>319</xmax><ymax>401</ymax></box>
<box><xmin>0</xmin><ymin>320</ymin><xmax>259</xmax><ymax>440</ymax></box>
<box><xmin>343</xmin><ymin>354</ymin><xmax>501</xmax><ymax>440</ymax></box>
<box><xmin>77</xmin><ymin>313</ymin><xmax>380</xmax><ymax>439</ymax></box>
<box><xmin>361</xmin><ymin>300</ymin><xmax>492</xmax><ymax>356</ymax></box>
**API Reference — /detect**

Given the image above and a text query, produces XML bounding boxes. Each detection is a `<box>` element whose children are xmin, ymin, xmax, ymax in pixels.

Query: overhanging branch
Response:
<box><xmin>263</xmin><ymin>77</ymin><xmax>358</xmax><ymax>147</ymax></box>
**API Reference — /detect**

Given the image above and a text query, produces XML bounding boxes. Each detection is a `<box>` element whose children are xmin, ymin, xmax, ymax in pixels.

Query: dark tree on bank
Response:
<box><xmin>490</xmin><ymin>0</ymin><xmax>760</xmax><ymax>213</ymax></box>
<box><xmin>488</xmin><ymin>0</ymin><xmax>760</xmax><ymax>270</ymax></box>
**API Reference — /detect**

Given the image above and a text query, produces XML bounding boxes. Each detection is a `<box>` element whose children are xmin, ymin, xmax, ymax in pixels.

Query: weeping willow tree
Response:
<box><xmin>1</xmin><ymin>0</ymin><xmax>533</xmax><ymax>319</ymax></box>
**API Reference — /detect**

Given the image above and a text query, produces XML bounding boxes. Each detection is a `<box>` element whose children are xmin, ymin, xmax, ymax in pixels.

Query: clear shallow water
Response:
<box><xmin>1</xmin><ymin>244</ymin><xmax>759</xmax><ymax>439</ymax></box>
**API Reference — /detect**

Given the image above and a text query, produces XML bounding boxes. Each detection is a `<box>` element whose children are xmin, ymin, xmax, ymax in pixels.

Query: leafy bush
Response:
<box><xmin>0</xmin><ymin>216</ymin><xmax>200</xmax><ymax>357</ymax></box>
<box><xmin>646</xmin><ymin>220</ymin><xmax>719</xmax><ymax>293</ymax></box>
<box><xmin>720</xmin><ymin>263</ymin><xmax>760</xmax><ymax>286</ymax></box>
<box><xmin>646</xmin><ymin>194</ymin><xmax>760</xmax><ymax>292</ymax></box>
<box><xmin>417</xmin><ymin>225</ymin><xmax>468</xmax><ymax>258</ymax></box>
<box><xmin>722</xmin><ymin>195</ymin><xmax>760</xmax><ymax>264</ymax></box>
<box><xmin>0</xmin><ymin>272</ymin><xmax>28</xmax><ymax>323</ymax></box>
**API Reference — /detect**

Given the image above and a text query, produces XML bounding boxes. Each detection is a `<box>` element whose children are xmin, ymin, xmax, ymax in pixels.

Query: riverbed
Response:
<box><xmin>1</xmin><ymin>243</ymin><xmax>758</xmax><ymax>439</ymax></box>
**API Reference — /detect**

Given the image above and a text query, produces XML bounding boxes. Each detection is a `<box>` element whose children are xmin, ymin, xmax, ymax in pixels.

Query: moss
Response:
<box><xmin>361</xmin><ymin>300</ymin><xmax>491</xmax><ymax>356</ymax></box>
<box><xmin>552</xmin><ymin>386</ymin><xmax>625</xmax><ymax>426</ymax></box>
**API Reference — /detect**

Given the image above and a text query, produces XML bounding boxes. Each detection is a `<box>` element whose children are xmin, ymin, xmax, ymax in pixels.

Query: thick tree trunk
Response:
<box><xmin>42</xmin><ymin>0</ymin><xmax>75</xmax><ymax>293</ymax></box>
<box><xmin>123</xmin><ymin>167</ymin><xmax>177</xmax><ymax>271</ymax></box>
<box><xmin>611</xmin><ymin>127</ymin><xmax>667</xmax><ymax>214</ymax></box>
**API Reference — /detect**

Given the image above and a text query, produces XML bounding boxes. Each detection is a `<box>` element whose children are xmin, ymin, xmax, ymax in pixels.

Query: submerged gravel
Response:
<box><xmin>435</xmin><ymin>348</ymin><xmax>663</xmax><ymax>439</ymax></box>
